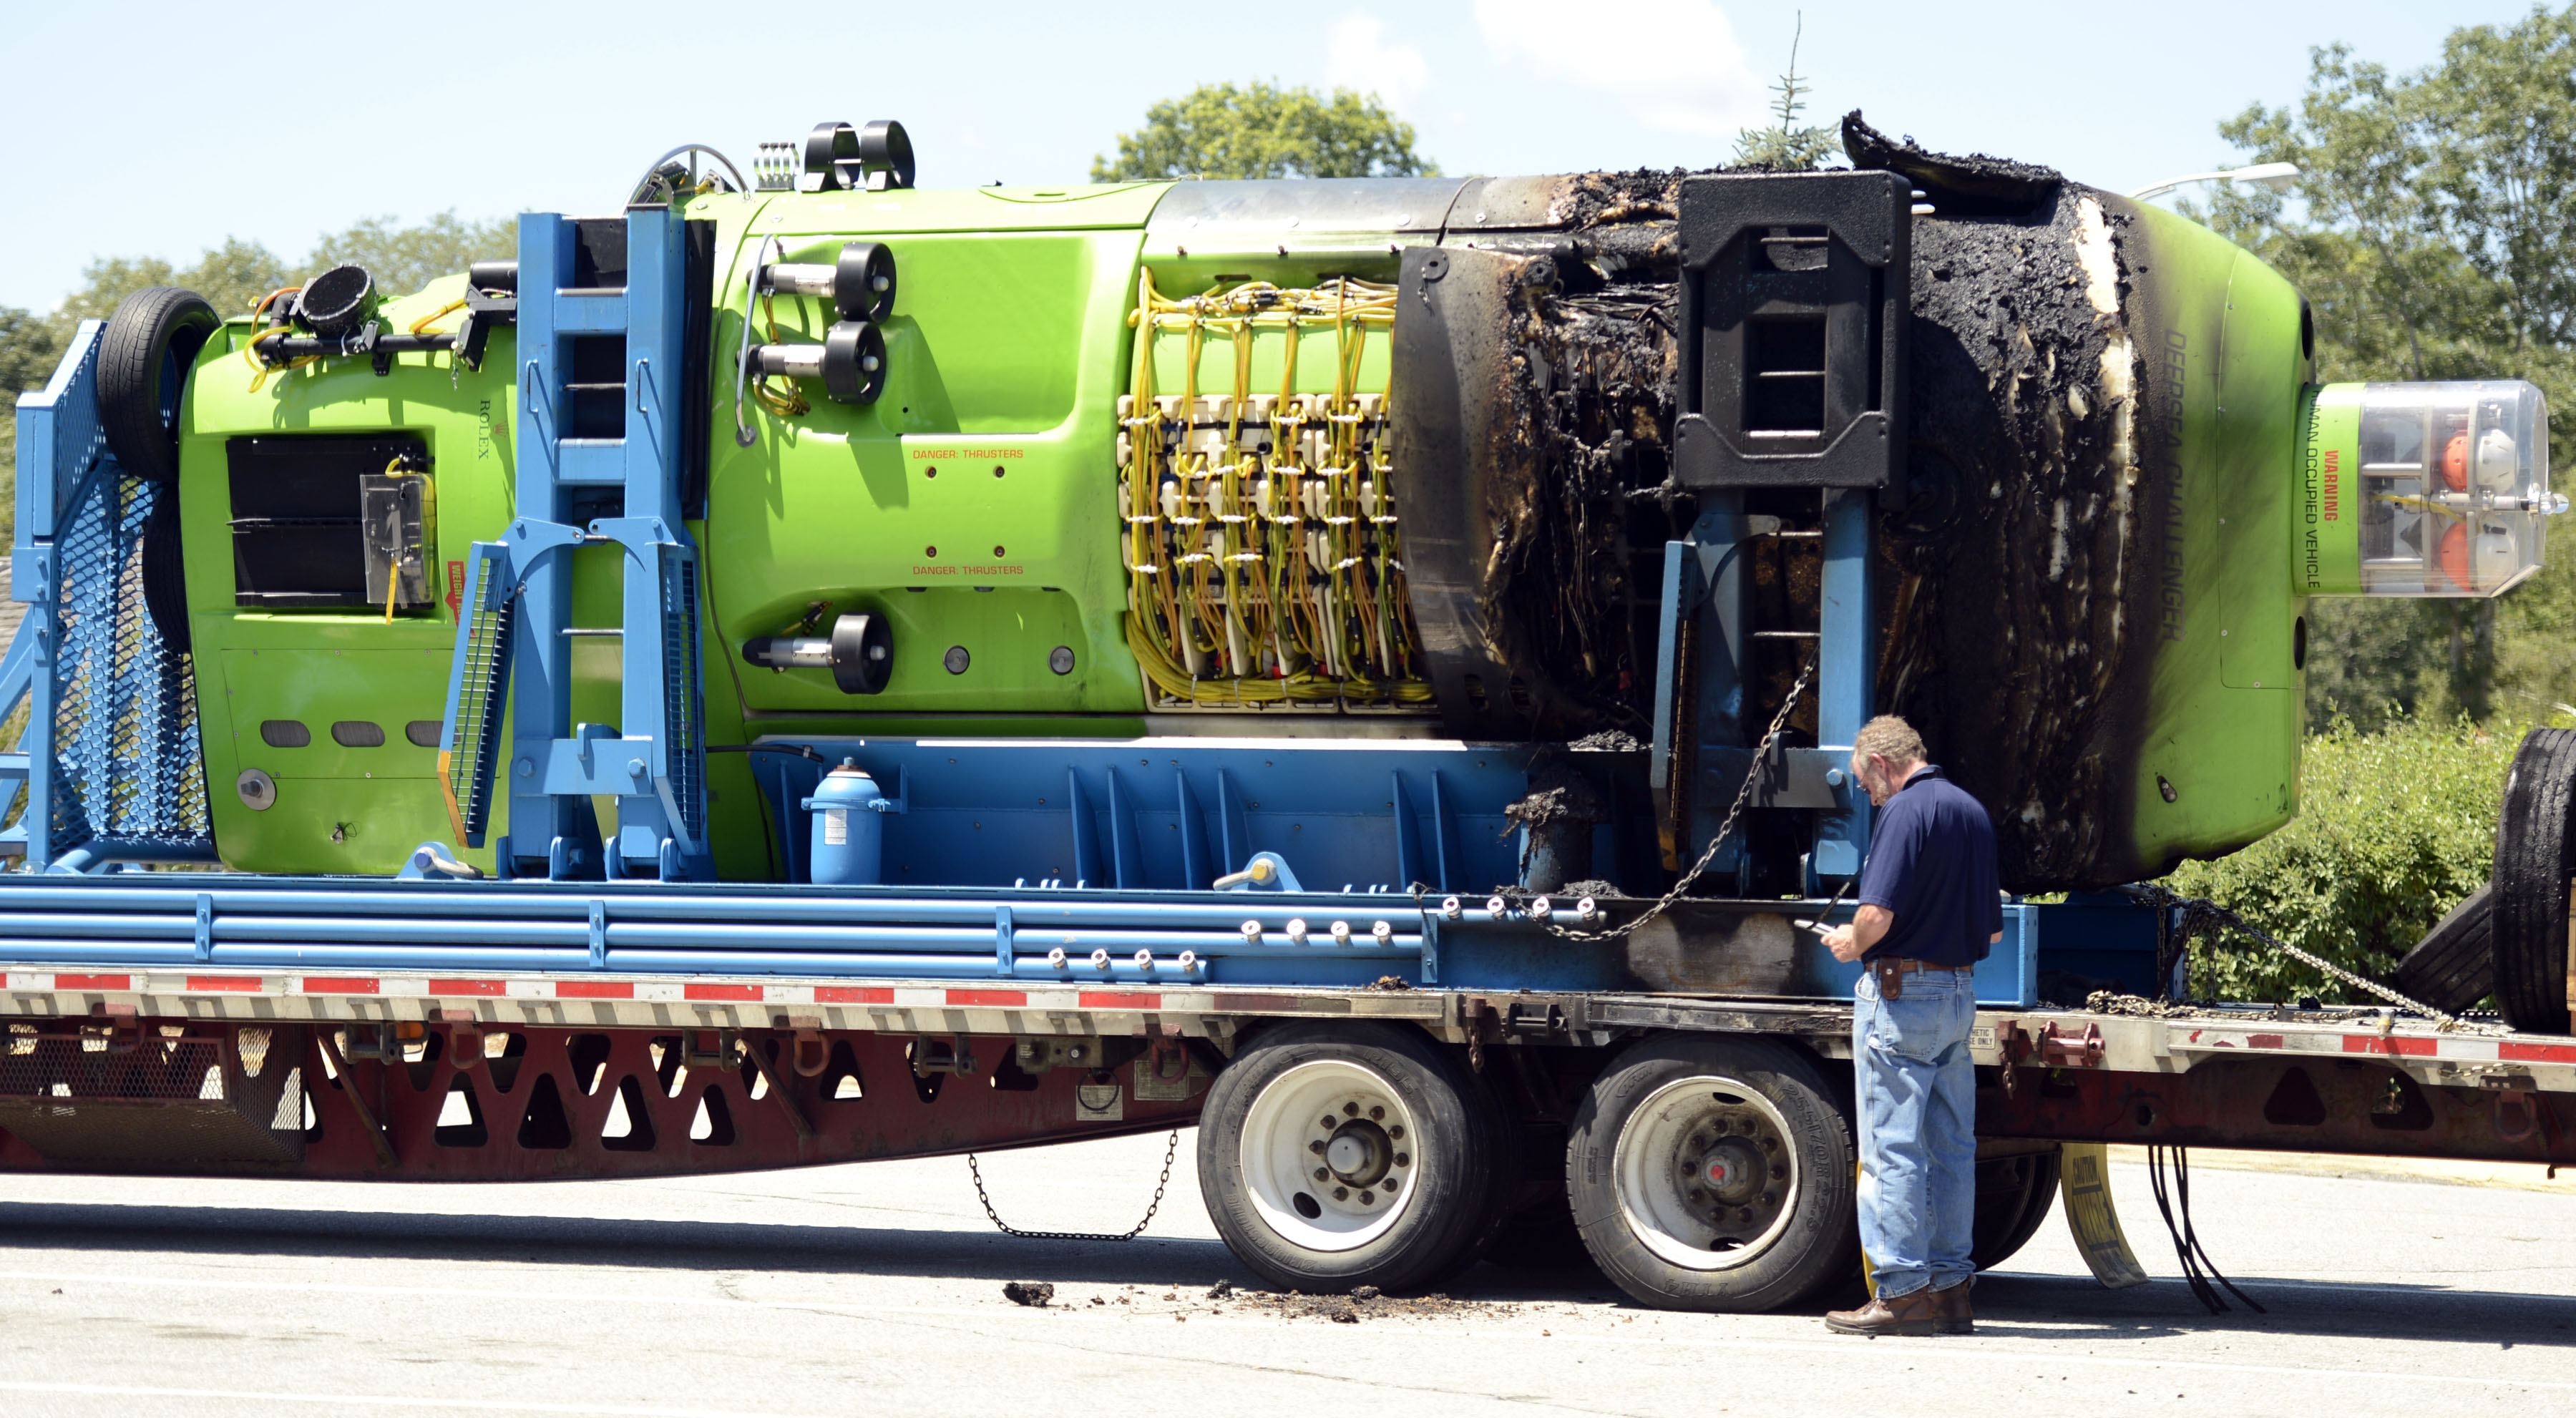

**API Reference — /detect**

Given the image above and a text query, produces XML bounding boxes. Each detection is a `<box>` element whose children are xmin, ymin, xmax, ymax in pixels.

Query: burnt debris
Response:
<box><xmin>1392</xmin><ymin>123</ymin><xmax>2169</xmax><ymax>891</ymax></box>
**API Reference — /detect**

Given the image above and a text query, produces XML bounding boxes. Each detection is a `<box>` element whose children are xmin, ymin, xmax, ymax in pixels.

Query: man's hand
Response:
<box><xmin>1824</xmin><ymin>904</ymin><xmax>1893</xmax><ymax>963</ymax></box>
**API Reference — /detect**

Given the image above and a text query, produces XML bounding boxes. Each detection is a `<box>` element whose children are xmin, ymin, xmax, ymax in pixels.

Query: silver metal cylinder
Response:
<box><xmin>754</xmin><ymin>343</ymin><xmax>827</xmax><ymax>380</ymax></box>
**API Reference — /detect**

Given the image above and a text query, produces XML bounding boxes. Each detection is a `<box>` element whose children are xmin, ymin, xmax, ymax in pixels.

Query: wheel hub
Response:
<box><xmin>1239</xmin><ymin>1061</ymin><xmax>1423</xmax><ymax>1253</ymax></box>
<box><xmin>1619</xmin><ymin>1079</ymin><xmax>1802</xmax><ymax>1272</ymax></box>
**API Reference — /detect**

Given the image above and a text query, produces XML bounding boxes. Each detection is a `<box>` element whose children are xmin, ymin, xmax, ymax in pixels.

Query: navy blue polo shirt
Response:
<box><xmin>1854</xmin><ymin>765</ymin><xmax>2001</xmax><ymax>967</ymax></box>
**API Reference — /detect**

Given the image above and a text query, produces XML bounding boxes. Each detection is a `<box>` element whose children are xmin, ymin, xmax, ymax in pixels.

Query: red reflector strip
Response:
<box><xmin>555</xmin><ymin>980</ymin><xmax>633</xmax><ymax>999</ymax></box>
<box><xmin>2502</xmin><ymin>1040</ymin><xmax>2576</xmax><ymax>1065</ymax></box>
<box><xmin>684</xmin><ymin>983</ymin><xmax>763</xmax><ymax>1002</ymax></box>
<box><xmin>2343</xmin><ymin>1034</ymin><xmax>2436</xmax><ymax>1056</ymax></box>
<box><xmin>52</xmin><ymin>974</ymin><xmax>131</xmax><ymax>991</ymax></box>
<box><xmin>817</xmin><ymin>986</ymin><xmax>894</xmax><ymax>1004</ymax></box>
<box><xmin>301</xmin><ymin>977</ymin><xmax>379</xmax><ymax>995</ymax></box>
<box><xmin>1080</xmin><ymin>992</ymin><xmax>1160</xmax><ymax>1009</ymax></box>
<box><xmin>429</xmin><ymin>979</ymin><xmax>507</xmax><ymax>997</ymax></box>
<box><xmin>947</xmin><ymin>989</ymin><xmax>1026</xmax><ymax>1007</ymax></box>
<box><xmin>185</xmin><ymin>976</ymin><xmax>263</xmax><ymax>993</ymax></box>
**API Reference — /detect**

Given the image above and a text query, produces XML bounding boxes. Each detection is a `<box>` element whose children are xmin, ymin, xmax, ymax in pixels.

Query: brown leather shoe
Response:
<box><xmin>1929</xmin><ymin>1281</ymin><xmax>1974</xmax><ymax>1335</ymax></box>
<box><xmin>1823</xmin><ymin>1286</ymin><xmax>1940</xmax><ymax>1336</ymax></box>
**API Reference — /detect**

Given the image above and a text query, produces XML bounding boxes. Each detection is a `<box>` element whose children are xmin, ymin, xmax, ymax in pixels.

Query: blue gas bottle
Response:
<box><xmin>802</xmin><ymin>759</ymin><xmax>892</xmax><ymax>886</ymax></box>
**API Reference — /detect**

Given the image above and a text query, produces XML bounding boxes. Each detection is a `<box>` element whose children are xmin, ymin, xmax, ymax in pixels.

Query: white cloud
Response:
<box><xmin>1472</xmin><ymin>0</ymin><xmax>1763</xmax><ymax>138</ymax></box>
<box><xmin>1325</xmin><ymin>14</ymin><xmax>1430</xmax><ymax>110</ymax></box>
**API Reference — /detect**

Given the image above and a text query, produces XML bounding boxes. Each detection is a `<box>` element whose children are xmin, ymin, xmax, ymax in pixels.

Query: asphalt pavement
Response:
<box><xmin>0</xmin><ymin>1133</ymin><xmax>2567</xmax><ymax>1417</ymax></box>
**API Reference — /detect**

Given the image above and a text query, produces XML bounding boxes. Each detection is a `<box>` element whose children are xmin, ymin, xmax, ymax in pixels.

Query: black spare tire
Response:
<box><xmin>98</xmin><ymin>286</ymin><xmax>218</xmax><ymax>485</ymax></box>
<box><xmin>2394</xmin><ymin>883</ymin><xmax>2494</xmax><ymax>1018</ymax></box>
<box><xmin>2492</xmin><ymin>730</ymin><xmax>2576</xmax><ymax>1033</ymax></box>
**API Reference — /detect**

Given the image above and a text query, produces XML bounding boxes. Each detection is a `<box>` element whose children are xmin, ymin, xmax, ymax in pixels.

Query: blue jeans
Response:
<box><xmin>1853</xmin><ymin>964</ymin><xmax>1976</xmax><ymax>1299</ymax></box>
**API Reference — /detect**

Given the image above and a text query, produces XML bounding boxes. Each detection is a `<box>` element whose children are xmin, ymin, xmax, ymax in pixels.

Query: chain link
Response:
<box><xmin>967</xmin><ymin>1128</ymin><xmax>1182</xmax><ymax>1242</ymax></box>
<box><xmin>1543</xmin><ymin>655</ymin><xmax>1819</xmax><ymax>943</ymax></box>
<box><xmin>2133</xmin><ymin>883</ymin><xmax>2509</xmax><ymax>1035</ymax></box>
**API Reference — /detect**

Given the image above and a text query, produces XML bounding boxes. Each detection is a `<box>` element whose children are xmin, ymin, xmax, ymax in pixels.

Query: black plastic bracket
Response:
<box><xmin>1672</xmin><ymin>170</ymin><xmax>1911</xmax><ymax>499</ymax></box>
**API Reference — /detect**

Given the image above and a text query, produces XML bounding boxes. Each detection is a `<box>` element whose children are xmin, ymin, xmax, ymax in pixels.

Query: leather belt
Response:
<box><xmin>1868</xmin><ymin>957</ymin><xmax>1971</xmax><ymax>999</ymax></box>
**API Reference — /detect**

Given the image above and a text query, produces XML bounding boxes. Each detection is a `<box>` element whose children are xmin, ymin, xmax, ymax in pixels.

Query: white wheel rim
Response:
<box><xmin>1613</xmin><ymin>1075</ymin><xmax>1801</xmax><ymax>1271</ymax></box>
<box><xmin>1239</xmin><ymin>1059</ymin><xmax>1423</xmax><ymax>1253</ymax></box>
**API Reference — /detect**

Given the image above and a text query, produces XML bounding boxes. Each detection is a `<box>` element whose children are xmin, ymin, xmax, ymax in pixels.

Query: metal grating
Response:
<box><xmin>660</xmin><ymin>549</ymin><xmax>706</xmax><ymax>841</ymax></box>
<box><xmin>439</xmin><ymin>544</ymin><xmax>517</xmax><ymax>846</ymax></box>
<box><xmin>47</xmin><ymin>465</ymin><xmax>212</xmax><ymax>857</ymax></box>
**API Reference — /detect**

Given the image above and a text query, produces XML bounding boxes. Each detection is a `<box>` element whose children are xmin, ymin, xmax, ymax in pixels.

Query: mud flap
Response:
<box><xmin>2057</xmin><ymin>1141</ymin><xmax>2148</xmax><ymax>1289</ymax></box>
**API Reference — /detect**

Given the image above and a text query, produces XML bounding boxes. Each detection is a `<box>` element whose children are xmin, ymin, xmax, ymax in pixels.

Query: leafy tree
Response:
<box><xmin>0</xmin><ymin>212</ymin><xmax>514</xmax><ymax>543</ymax></box>
<box><xmin>1093</xmin><ymin>82</ymin><xmax>1437</xmax><ymax>182</ymax></box>
<box><xmin>1732</xmin><ymin>16</ymin><xmax>1838</xmax><ymax>172</ymax></box>
<box><xmin>2206</xmin><ymin>9</ymin><xmax>2576</xmax><ymax>732</ymax></box>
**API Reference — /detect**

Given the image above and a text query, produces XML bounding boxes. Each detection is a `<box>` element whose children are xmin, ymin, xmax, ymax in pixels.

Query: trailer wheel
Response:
<box><xmin>1567</xmin><ymin>1034</ymin><xmax>1857</xmax><ymax>1311</ymax></box>
<box><xmin>1969</xmin><ymin>1147</ymin><xmax>2060</xmax><ymax>1271</ymax></box>
<box><xmin>2393</xmin><ymin>884</ymin><xmax>2494</xmax><ymax>1018</ymax></box>
<box><xmin>2493</xmin><ymin>730</ymin><xmax>2576</xmax><ymax>1033</ymax></box>
<box><xmin>1198</xmin><ymin>1021</ymin><xmax>1499</xmax><ymax>1294</ymax></box>
<box><xmin>98</xmin><ymin>286</ymin><xmax>218</xmax><ymax>486</ymax></box>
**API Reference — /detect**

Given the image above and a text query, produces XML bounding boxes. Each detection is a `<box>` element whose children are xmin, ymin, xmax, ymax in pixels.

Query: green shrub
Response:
<box><xmin>2166</xmin><ymin>713</ymin><xmax>2527</xmax><ymax>1004</ymax></box>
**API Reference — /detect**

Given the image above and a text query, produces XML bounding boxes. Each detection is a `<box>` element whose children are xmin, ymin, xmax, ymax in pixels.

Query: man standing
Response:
<box><xmin>1818</xmin><ymin>715</ymin><xmax>2001</xmax><ymax>1337</ymax></box>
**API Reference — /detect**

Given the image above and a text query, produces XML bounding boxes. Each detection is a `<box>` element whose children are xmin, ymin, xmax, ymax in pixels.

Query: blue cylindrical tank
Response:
<box><xmin>803</xmin><ymin>759</ymin><xmax>890</xmax><ymax>886</ymax></box>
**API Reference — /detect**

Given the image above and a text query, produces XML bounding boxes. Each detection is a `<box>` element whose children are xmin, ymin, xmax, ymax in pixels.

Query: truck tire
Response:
<box><xmin>2493</xmin><ymin>730</ymin><xmax>2576</xmax><ymax>1033</ymax></box>
<box><xmin>2393</xmin><ymin>884</ymin><xmax>2494</xmax><ymax>1017</ymax></box>
<box><xmin>1970</xmin><ymin>1147</ymin><xmax>2059</xmax><ymax>1271</ymax></box>
<box><xmin>1567</xmin><ymin>1034</ymin><xmax>1858</xmax><ymax>1311</ymax></box>
<box><xmin>1197</xmin><ymin>1021</ymin><xmax>1501</xmax><ymax>1294</ymax></box>
<box><xmin>98</xmin><ymin>286</ymin><xmax>218</xmax><ymax>486</ymax></box>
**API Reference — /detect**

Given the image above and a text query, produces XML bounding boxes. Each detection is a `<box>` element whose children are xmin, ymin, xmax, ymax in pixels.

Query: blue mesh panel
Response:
<box><xmin>48</xmin><ymin>464</ymin><xmax>211</xmax><ymax>856</ymax></box>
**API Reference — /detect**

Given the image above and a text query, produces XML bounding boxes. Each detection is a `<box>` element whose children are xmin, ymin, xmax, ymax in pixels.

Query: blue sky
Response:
<box><xmin>0</xmin><ymin>0</ymin><xmax>2541</xmax><ymax>311</ymax></box>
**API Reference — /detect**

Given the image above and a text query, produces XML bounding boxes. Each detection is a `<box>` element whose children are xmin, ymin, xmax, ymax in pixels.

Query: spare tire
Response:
<box><xmin>2492</xmin><ymin>730</ymin><xmax>2576</xmax><ymax>1033</ymax></box>
<box><xmin>98</xmin><ymin>286</ymin><xmax>218</xmax><ymax>485</ymax></box>
<box><xmin>2393</xmin><ymin>883</ymin><xmax>2494</xmax><ymax>1017</ymax></box>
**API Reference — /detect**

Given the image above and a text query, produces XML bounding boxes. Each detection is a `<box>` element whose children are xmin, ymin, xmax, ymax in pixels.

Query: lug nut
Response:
<box><xmin>1333</xmin><ymin>1186</ymin><xmax>1350</xmax><ymax>1201</ymax></box>
<box><xmin>1342</xmin><ymin>1102</ymin><xmax>1359</xmax><ymax>1117</ymax></box>
<box><xmin>1368</xmin><ymin>1105</ymin><xmax>1384</xmax><ymax>1120</ymax></box>
<box><xmin>1321</xmin><ymin>1116</ymin><xmax>1338</xmax><ymax>1130</ymax></box>
<box><xmin>1388</xmin><ymin>1125</ymin><xmax>1405</xmax><ymax>1140</ymax></box>
<box><xmin>1359</xmin><ymin>1190</ymin><xmax>1375</xmax><ymax>1205</ymax></box>
<box><xmin>1314</xmin><ymin>1167</ymin><xmax>1330</xmax><ymax>1182</ymax></box>
<box><xmin>1688</xmin><ymin>1188</ymin><xmax>1705</xmax><ymax>1204</ymax></box>
<box><xmin>1309</xmin><ymin>1139</ymin><xmax>1326</xmax><ymax>1155</ymax></box>
<box><xmin>1382</xmin><ymin>1178</ymin><xmax>1400</xmax><ymax>1194</ymax></box>
<box><xmin>1393</xmin><ymin>1151</ymin><xmax>1409</xmax><ymax>1166</ymax></box>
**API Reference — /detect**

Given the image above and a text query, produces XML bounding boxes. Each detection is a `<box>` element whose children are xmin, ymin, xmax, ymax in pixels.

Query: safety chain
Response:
<box><xmin>966</xmin><ymin>1128</ymin><xmax>1182</xmax><ymax>1242</ymax></box>
<box><xmin>1543</xmin><ymin>655</ymin><xmax>1819</xmax><ymax>943</ymax></box>
<box><xmin>2131</xmin><ymin>883</ymin><xmax>2508</xmax><ymax>1035</ymax></box>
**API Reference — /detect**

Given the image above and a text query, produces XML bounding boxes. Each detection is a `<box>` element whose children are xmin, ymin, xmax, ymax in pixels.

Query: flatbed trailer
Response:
<box><xmin>0</xmin><ymin>870</ymin><xmax>2562</xmax><ymax>1311</ymax></box>
<box><xmin>5</xmin><ymin>129</ymin><xmax>2574</xmax><ymax>1314</ymax></box>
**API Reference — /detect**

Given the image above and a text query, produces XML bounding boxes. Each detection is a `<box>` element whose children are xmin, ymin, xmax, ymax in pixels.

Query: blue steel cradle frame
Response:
<box><xmin>441</xmin><ymin>202</ymin><xmax>712</xmax><ymax>882</ymax></box>
<box><xmin>4</xmin><ymin>321</ymin><xmax>217</xmax><ymax>874</ymax></box>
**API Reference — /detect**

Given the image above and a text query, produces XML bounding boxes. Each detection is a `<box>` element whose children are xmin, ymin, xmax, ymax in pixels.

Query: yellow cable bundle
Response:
<box><xmin>1121</xmin><ymin>268</ymin><xmax>1426</xmax><ymax>711</ymax></box>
